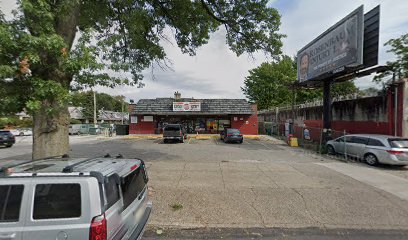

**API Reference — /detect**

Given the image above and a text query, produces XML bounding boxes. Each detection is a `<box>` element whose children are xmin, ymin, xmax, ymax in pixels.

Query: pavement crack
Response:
<box><xmin>291</xmin><ymin>188</ymin><xmax>323</xmax><ymax>227</ymax></box>
<box><xmin>249</xmin><ymin>188</ymin><xmax>266</xmax><ymax>227</ymax></box>
<box><xmin>219</xmin><ymin>162</ymin><xmax>226</xmax><ymax>190</ymax></box>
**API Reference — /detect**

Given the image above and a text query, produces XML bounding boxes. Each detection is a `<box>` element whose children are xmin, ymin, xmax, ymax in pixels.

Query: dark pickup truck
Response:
<box><xmin>163</xmin><ymin>124</ymin><xmax>186</xmax><ymax>143</ymax></box>
<box><xmin>0</xmin><ymin>130</ymin><xmax>16</xmax><ymax>148</ymax></box>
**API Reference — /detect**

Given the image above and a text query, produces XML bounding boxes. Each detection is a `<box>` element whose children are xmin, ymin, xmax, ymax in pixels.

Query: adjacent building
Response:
<box><xmin>129</xmin><ymin>92</ymin><xmax>258</xmax><ymax>135</ymax></box>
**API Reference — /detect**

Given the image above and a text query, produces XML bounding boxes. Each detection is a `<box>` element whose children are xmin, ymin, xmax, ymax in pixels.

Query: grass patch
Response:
<box><xmin>170</xmin><ymin>203</ymin><xmax>183</xmax><ymax>211</ymax></box>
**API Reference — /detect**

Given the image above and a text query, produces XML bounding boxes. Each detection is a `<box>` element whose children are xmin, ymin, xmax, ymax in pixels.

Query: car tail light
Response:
<box><xmin>180</xmin><ymin>130</ymin><xmax>183</xmax><ymax>136</ymax></box>
<box><xmin>386</xmin><ymin>150</ymin><xmax>404</xmax><ymax>155</ymax></box>
<box><xmin>130</xmin><ymin>164</ymin><xmax>138</xmax><ymax>171</ymax></box>
<box><xmin>227</xmin><ymin>134</ymin><xmax>233</xmax><ymax>137</ymax></box>
<box><xmin>90</xmin><ymin>214</ymin><xmax>107</xmax><ymax>240</ymax></box>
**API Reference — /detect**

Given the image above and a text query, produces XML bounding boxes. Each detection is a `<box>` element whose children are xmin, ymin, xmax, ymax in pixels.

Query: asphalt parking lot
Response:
<box><xmin>2</xmin><ymin>135</ymin><xmax>408</xmax><ymax>239</ymax></box>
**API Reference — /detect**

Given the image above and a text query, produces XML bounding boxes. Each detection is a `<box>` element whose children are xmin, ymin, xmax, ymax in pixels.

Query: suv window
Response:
<box><xmin>33</xmin><ymin>184</ymin><xmax>81</xmax><ymax>219</ymax></box>
<box><xmin>0</xmin><ymin>185</ymin><xmax>24</xmax><ymax>222</ymax></box>
<box><xmin>121</xmin><ymin>167</ymin><xmax>147</xmax><ymax>210</ymax></box>
<box><xmin>164</xmin><ymin>125</ymin><xmax>180</xmax><ymax>131</ymax></box>
<box><xmin>367</xmin><ymin>138</ymin><xmax>385</xmax><ymax>147</ymax></box>
<box><xmin>351</xmin><ymin>137</ymin><xmax>368</xmax><ymax>145</ymax></box>
<box><xmin>105</xmin><ymin>175</ymin><xmax>120</xmax><ymax>209</ymax></box>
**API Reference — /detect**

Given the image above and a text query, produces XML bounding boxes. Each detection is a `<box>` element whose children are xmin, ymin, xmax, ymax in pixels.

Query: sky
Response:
<box><xmin>1</xmin><ymin>0</ymin><xmax>407</xmax><ymax>102</ymax></box>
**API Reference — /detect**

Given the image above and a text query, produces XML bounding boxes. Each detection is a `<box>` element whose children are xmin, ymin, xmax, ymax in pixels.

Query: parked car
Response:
<box><xmin>326</xmin><ymin>134</ymin><xmax>408</xmax><ymax>166</ymax></box>
<box><xmin>9</xmin><ymin>128</ymin><xmax>33</xmax><ymax>136</ymax></box>
<box><xmin>0</xmin><ymin>155</ymin><xmax>152</xmax><ymax>240</ymax></box>
<box><xmin>69</xmin><ymin>124</ymin><xmax>81</xmax><ymax>135</ymax></box>
<box><xmin>0</xmin><ymin>130</ymin><xmax>16</xmax><ymax>147</ymax></box>
<box><xmin>221</xmin><ymin>128</ymin><xmax>243</xmax><ymax>143</ymax></box>
<box><xmin>163</xmin><ymin>124</ymin><xmax>187</xmax><ymax>143</ymax></box>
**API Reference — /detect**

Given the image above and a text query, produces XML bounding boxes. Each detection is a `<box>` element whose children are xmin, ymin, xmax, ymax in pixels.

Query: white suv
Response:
<box><xmin>0</xmin><ymin>155</ymin><xmax>152</xmax><ymax>240</ymax></box>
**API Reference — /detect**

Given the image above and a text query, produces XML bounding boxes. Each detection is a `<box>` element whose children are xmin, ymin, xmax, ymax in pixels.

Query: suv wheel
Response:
<box><xmin>180</xmin><ymin>138</ymin><xmax>184</xmax><ymax>143</ymax></box>
<box><xmin>5</xmin><ymin>144</ymin><xmax>12</xmax><ymax>148</ymax></box>
<box><xmin>365</xmin><ymin>153</ymin><xmax>378</xmax><ymax>166</ymax></box>
<box><xmin>327</xmin><ymin>145</ymin><xmax>336</xmax><ymax>155</ymax></box>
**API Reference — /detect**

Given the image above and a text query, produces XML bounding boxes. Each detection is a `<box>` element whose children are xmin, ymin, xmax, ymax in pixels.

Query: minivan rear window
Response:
<box><xmin>389</xmin><ymin>139</ymin><xmax>408</xmax><ymax>148</ymax></box>
<box><xmin>121</xmin><ymin>167</ymin><xmax>147</xmax><ymax>210</ymax></box>
<box><xmin>33</xmin><ymin>184</ymin><xmax>81</xmax><ymax>219</ymax></box>
<box><xmin>0</xmin><ymin>185</ymin><xmax>24</xmax><ymax>222</ymax></box>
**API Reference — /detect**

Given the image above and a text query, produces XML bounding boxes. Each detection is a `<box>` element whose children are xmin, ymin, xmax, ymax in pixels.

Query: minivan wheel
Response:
<box><xmin>365</xmin><ymin>153</ymin><xmax>378</xmax><ymax>166</ymax></box>
<box><xmin>327</xmin><ymin>145</ymin><xmax>336</xmax><ymax>155</ymax></box>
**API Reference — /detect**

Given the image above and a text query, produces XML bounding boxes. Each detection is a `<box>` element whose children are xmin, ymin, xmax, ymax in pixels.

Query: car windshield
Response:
<box><xmin>227</xmin><ymin>129</ymin><xmax>240</xmax><ymax>134</ymax></box>
<box><xmin>388</xmin><ymin>139</ymin><xmax>408</xmax><ymax>148</ymax></box>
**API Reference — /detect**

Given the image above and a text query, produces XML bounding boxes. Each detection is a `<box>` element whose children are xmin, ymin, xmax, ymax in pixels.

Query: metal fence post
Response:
<box><xmin>343</xmin><ymin>130</ymin><xmax>347</xmax><ymax>162</ymax></box>
<box><xmin>319</xmin><ymin>127</ymin><xmax>324</xmax><ymax>154</ymax></box>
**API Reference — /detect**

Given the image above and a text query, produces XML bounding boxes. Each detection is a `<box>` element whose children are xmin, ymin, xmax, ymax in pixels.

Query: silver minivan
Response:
<box><xmin>0</xmin><ymin>155</ymin><xmax>152</xmax><ymax>240</ymax></box>
<box><xmin>326</xmin><ymin>134</ymin><xmax>408</xmax><ymax>166</ymax></box>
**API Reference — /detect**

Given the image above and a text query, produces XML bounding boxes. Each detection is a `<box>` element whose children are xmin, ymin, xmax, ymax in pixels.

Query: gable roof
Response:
<box><xmin>132</xmin><ymin>98</ymin><xmax>253</xmax><ymax>115</ymax></box>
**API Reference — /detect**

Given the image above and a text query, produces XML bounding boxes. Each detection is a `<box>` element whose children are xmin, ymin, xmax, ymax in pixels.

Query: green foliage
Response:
<box><xmin>374</xmin><ymin>33</ymin><xmax>408</xmax><ymax>82</ymax></box>
<box><xmin>242</xmin><ymin>56</ymin><xmax>359</xmax><ymax>110</ymax></box>
<box><xmin>70</xmin><ymin>91</ymin><xmax>128</xmax><ymax>119</ymax></box>
<box><xmin>0</xmin><ymin>116</ymin><xmax>33</xmax><ymax>129</ymax></box>
<box><xmin>0</xmin><ymin>0</ymin><xmax>284</xmax><ymax>117</ymax></box>
<box><xmin>242</xmin><ymin>55</ymin><xmax>295</xmax><ymax>109</ymax></box>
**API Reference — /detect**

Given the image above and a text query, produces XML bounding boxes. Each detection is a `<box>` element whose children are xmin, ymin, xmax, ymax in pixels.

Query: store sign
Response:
<box><xmin>297</xmin><ymin>5</ymin><xmax>363</xmax><ymax>82</ymax></box>
<box><xmin>173</xmin><ymin>102</ymin><xmax>201</xmax><ymax>112</ymax></box>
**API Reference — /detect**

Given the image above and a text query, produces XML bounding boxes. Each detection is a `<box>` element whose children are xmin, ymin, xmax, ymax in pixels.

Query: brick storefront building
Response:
<box><xmin>129</xmin><ymin>92</ymin><xmax>258</xmax><ymax>135</ymax></box>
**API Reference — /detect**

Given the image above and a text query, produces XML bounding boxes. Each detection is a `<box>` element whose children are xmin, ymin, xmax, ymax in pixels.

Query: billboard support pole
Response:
<box><xmin>323</xmin><ymin>80</ymin><xmax>332</xmax><ymax>143</ymax></box>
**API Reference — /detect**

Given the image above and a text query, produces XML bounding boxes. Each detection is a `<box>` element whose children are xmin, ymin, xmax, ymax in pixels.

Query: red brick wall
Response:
<box><xmin>230</xmin><ymin>104</ymin><xmax>258</xmax><ymax>135</ymax></box>
<box><xmin>298</xmin><ymin>120</ymin><xmax>391</xmax><ymax>142</ymax></box>
<box><xmin>129</xmin><ymin>115</ymin><xmax>155</xmax><ymax>134</ymax></box>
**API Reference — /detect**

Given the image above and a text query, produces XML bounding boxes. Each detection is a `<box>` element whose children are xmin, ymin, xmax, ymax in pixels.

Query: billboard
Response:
<box><xmin>173</xmin><ymin>102</ymin><xmax>201</xmax><ymax>112</ymax></box>
<box><xmin>297</xmin><ymin>6</ymin><xmax>364</xmax><ymax>82</ymax></box>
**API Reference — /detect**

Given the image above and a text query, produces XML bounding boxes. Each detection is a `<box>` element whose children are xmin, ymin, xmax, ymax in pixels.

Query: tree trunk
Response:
<box><xmin>32</xmin><ymin>102</ymin><xmax>70</xmax><ymax>160</ymax></box>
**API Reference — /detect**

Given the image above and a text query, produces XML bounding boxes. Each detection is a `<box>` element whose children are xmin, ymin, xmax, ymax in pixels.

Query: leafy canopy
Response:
<box><xmin>374</xmin><ymin>33</ymin><xmax>408</xmax><ymax>82</ymax></box>
<box><xmin>70</xmin><ymin>91</ymin><xmax>127</xmax><ymax>119</ymax></box>
<box><xmin>241</xmin><ymin>56</ymin><xmax>359</xmax><ymax>110</ymax></box>
<box><xmin>0</xmin><ymin>0</ymin><xmax>284</xmax><ymax>115</ymax></box>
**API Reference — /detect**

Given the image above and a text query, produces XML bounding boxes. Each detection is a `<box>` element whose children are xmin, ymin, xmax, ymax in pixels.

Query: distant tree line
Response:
<box><xmin>70</xmin><ymin>91</ymin><xmax>128</xmax><ymax>120</ymax></box>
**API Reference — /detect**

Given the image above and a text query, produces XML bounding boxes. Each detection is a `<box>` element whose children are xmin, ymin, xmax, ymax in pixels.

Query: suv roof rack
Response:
<box><xmin>62</xmin><ymin>154</ymin><xmax>112</xmax><ymax>173</ymax></box>
<box><xmin>0</xmin><ymin>154</ymin><xmax>70</xmax><ymax>173</ymax></box>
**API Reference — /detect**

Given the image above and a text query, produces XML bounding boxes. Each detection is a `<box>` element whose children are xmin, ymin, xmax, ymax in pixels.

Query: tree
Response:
<box><xmin>70</xmin><ymin>91</ymin><xmax>128</xmax><ymax>120</ymax></box>
<box><xmin>242</xmin><ymin>56</ymin><xmax>359</xmax><ymax>110</ymax></box>
<box><xmin>374</xmin><ymin>33</ymin><xmax>408</xmax><ymax>82</ymax></box>
<box><xmin>0</xmin><ymin>0</ymin><xmax>284</xmax><ymax>159</ymax></box>
<box><xmin>242</xmin><ymin>56</ymin><xmax>295</xmax><ymax>109</ymax></box>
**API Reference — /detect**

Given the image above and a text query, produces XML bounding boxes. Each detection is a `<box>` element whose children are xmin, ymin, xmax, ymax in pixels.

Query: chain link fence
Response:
<box><xmin>259</xmin><ymin>121</ymin><xmax>350</xmax><ymax>160</ymax></box>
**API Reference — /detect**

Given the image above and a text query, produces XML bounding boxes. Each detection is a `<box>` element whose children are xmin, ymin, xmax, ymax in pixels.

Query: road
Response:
<box><xmin>2</xmin><ymin>135</ymin><xmax>408</xmax><ymax>239</ymax></box>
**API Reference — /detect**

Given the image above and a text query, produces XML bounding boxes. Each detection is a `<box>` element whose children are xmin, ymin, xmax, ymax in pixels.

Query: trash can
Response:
<box><xmin>116</xmin><ymin>124</ymin><xmax>129</xmax><ymax>135</ymax></box>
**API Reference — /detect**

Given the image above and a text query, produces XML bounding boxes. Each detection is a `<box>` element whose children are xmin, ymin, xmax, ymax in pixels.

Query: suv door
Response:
<box><xmin>0</xmin><ymin>179</ymin><xmax>30</xmax><ymax>240</ymax></box>
<box><xmin>103</xmin><ymin>174</ymin><xmax>126</xmax><ymax>240</ymax></box>
<box><xmin>120</xmin><ymin>164</ymin><xmax>149</xmax><ymax>239</ymax></box>
<box><xmin>22</xmin><ymin>177</ymin><xmax>99</xmax><ymax>240</ymax></box>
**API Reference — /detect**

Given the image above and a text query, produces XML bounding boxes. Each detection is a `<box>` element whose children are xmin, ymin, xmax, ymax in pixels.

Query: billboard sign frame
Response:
<box><xmin>297</xmin><ymin>5</ymin><xmax>364</xmax><ymax>83</ymax></box>
<box><xmin>173</xmin><ymin>102</ymin><xmax>201</xmax><ymax>112</ymax></box>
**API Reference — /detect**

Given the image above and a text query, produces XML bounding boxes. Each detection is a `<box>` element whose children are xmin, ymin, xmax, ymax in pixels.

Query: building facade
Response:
<box><xmin>129</xmin><ymin>93</ymin><xmax>258</xmax><ymax>135</ymax></box>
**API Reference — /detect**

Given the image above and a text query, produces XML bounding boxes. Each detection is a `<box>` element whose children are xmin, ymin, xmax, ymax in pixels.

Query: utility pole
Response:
<box><xmin>322</xmin><ymin>80</ymin><xmax>332</xmax><ymax>143</ymax></box>
<box><xmin>93</xmin><ymin>90</ymin><xmax>97</xmax><ymax>126</ymax></box>
<box><xmin>121</xmin><ymin>96</ymin><xmax>124</xmax><ymax>124</ymax></box>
